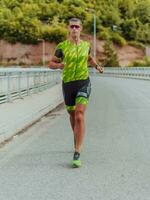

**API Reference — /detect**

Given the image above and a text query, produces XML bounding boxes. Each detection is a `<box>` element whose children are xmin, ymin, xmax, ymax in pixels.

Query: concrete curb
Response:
<box><xmin>0</xmin><ymin>83</ymin><xmax>63</xmax><ymax>143</ymax></box>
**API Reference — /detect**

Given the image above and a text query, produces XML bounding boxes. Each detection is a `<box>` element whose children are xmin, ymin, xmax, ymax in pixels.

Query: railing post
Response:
<box><xmin>27</xmin><ymin>71</ymin><xmax>30</xmax><ymax>96</ymax></box>
<box><xmin>38</xmin><ymin>71</ymin><xmax>41</xmax><ymax>92</ymax></box>
<box><xmin>7</xmin><ymin>72</ymin><xmax>11</xmax><ymax>102</ymax></box>
<box><xmin>0</xmin><ymin>68</ymin><xmax>61</xmax><ymax>104</ymax></box>
<box><xmin>33</xmin><ymin>72</ymin><xmax>37</xmax><ymax>94</ymax></box>
<box><xmin>18</xmin><ymin>71</ymin><xmax>22</xmax><ymax>99</ymax></box>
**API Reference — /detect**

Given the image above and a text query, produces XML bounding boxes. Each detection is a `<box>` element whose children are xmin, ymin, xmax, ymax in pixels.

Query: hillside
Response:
<box><xmin>0</xmin><ymin>0</ymin><xmax>149</xmax><ymax>67</ymax></box>
<box><xmin>0</xmin><ymin>0</ymin><xmax>150</xmax><ymax>45</ymax></box>
<box><xmin>0</xmin><ymin>37</ymin><xmax>145</xmax><ymax>67</ymax></box>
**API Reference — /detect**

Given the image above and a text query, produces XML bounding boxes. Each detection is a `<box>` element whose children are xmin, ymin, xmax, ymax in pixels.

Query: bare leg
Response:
<box><xmin>74</xmin><ymin>104</ymin><xmax>86</xmax><ymax>153</ymax></box>
<box><xmin>68</xmin><ymin>110</ymin><xmax>76</xmax><ymax>146</ymax></box>
<box><xmin>68</xmin><ymin>104</ymin><xmax>86</xmax><ymax>153</ymax></box>
<box><xmin>68</xmin><ymin>110</ymin><xmax>75</xmax><ymax>131</ymax></box>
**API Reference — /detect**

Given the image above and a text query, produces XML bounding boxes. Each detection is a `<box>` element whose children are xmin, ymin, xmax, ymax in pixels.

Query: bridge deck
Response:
<box><xmin>0</xmin><ymin>77</ymin><xmax>150</xmax><ymax>200</ymax></box>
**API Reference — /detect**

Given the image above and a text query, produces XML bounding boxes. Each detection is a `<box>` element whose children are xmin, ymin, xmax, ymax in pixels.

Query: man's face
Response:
<box><xmin>68</xmin><ymin>21</ymin><xmax>82</xmax><ymax>37</ymax></box>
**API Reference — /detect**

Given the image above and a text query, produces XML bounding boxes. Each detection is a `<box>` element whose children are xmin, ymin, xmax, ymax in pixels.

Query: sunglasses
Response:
<box><xmin>70</xmin><ymin>25</ymin><xmax>80</xmax><ymax>29</ymax></box>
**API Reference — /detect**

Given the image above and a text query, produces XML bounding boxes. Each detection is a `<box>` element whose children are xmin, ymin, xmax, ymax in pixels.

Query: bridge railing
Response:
<box><xmin>0</xmin><ymin>68</ymin><xmax>61</xmax><ymax>104</ymax></box>
<box><xmin>102</xmin><ymin>67</ymin><xmax>150</xmax><ymax>79</ymax></box>
<box><xmin>1</xmin><ymin>67</ymin><xmax>150</xmax><ymax>104</ymax></box>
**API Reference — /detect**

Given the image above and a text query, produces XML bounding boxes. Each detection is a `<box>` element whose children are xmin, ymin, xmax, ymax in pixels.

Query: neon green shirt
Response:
<box><xmin>55</xmin><ymin>40</ymin><xmax>90</xmax><ymax>83</ymax></box>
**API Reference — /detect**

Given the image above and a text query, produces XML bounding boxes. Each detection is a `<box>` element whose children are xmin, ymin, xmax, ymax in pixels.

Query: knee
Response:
<box><xmin>75</xmin><ymin>110</ymin><xmax>84</xmax><ymax>122</ymax></box>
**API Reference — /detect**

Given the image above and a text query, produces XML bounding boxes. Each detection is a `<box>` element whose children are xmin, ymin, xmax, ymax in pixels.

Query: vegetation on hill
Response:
<box><xmin>102</xmin><ymin>40</ymin><xmax>120</xmax><ymax>67</ymax></box>
<box><xmin>0</xmin><ymin>0</ymin><xmax>150</xmax><ymax>45</ymax></box>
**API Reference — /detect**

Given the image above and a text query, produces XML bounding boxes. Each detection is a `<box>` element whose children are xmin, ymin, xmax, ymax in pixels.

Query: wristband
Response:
<box><xmin>95</xmin><ymin>64</ymin><xmax>99</xmax><ymax>69</ymax></box>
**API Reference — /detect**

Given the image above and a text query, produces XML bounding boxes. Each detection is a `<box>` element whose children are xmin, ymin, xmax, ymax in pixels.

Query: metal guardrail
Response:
<box><xmin>102</xmin><ymin>67</ymin><xmax>150</xmax><ymax>79</ymax></box>
<box><xmin>1</xmin><ymin>67</ymin><xmax>150</xmax><ymax>104</ymax></box>
<box><xmin>0</xmin><ymin>68</ymin><xmax>61</xmax><ymax>104</ymax></box>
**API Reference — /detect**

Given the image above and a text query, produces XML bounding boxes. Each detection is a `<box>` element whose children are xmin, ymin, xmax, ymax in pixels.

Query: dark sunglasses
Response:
<box><xmin>70</xmin><ymin>25</ymin><xmax>80</xmax><ymax>29</ymax></box>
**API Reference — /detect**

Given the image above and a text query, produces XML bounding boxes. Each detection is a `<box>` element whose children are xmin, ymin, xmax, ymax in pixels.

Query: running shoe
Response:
<box><xmin>72</xmin><ymin>152</ymin><xmax>81</xmax><ymax>168</ymax></box>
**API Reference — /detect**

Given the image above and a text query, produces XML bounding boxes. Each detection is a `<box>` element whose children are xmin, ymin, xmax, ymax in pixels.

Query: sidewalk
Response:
<box><xmin>0</xmin><ymin>83</ymin><xmax>63</xmax><ymax>143</ymax></box>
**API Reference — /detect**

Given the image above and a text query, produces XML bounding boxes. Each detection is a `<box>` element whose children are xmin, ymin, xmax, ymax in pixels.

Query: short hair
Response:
<box><xmin>69</xmin><ymin>18</ymin><xmax>82</xmax><ymax>25</ymax></box>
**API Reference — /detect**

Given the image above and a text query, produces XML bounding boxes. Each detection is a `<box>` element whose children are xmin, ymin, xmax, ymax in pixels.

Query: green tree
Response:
<box><xmin>118</xmin><ymin>0</ymin><xmax>135</xmax><ymax>19</ymax></box>
<box><xmin>0</xmin><ymin>0</ymin><xmax>150</xmax><ymax>45</ymax></box>
<box><xmin>136</xmin><ymin>23</ymin><xmax>150</xmax><ymax>44</ymax></box>
<box><xmin>121</xmin><ymin>18</ymin><xmax>140</xmax><ymax>40</ymax></box>
<box><xmin>41</xmin><ymin>25</ymin><xmax>67</xmax><ymax>43</ymax></box>
<box><xmin>100</xmin><ymin>5</ymin><xmax>122</xmax><ymax>27</ymax></box>
<box><xmin>102</xmin><ymin>40</ymin><xmax>120</xmax><ymax>67</ymax></box>
<box><xmin>133</xmin><ymin>0</ymin><xmax>150</xmax><ymax>24</ymax></box>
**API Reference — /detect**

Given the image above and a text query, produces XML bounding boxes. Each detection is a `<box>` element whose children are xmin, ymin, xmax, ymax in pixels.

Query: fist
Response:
<box><xmin>97</xmin><ymin>66</ymin><xmax>104</xmax><ymax>73</ymax></box>
<box><xmin>58</xmin><ymin>63</ymin><xmax>64</xmax><ymax>69</ymax></box>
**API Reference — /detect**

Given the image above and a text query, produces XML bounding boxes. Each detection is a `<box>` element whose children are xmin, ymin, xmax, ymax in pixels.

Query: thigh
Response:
<box><xmin>75</xmin><ymin>79</ymin><xmax>91</xmax><ymax>106</ymax></box>
<box><xmin>77</xmin><ymin>78</ymin><xmax>91</xmax><ymax>99</ymax></box>
<box><xmin>62</xmin><ymin>82</ymin><xmax>76</xmax><ymax>106</ymax></box>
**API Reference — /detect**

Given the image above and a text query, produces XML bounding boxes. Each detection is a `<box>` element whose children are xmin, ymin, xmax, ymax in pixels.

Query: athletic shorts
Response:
<box><xmin>62</xmin><ymin>78</ymin><xmax>91</xmax><ymax>111</ymax></box>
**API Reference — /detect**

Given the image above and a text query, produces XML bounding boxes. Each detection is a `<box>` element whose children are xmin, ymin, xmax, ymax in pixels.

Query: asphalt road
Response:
<box><xmin>0</xmin><ymin>76</ymin><xmax>150</xmax><ymax>200</ymax></box>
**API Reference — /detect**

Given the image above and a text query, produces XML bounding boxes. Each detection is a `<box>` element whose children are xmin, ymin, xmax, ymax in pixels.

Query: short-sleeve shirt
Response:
<box><xmin>55</xmin><ymin>40</ymin><xmax>90</xmax><ymax>83</ymax></box>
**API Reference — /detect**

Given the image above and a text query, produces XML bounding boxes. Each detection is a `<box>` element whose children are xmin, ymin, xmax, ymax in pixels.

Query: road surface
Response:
<box><xmin>0</xmin><ymin>76</ymin><xmax>150</xmax><ymax>200</ymax></box>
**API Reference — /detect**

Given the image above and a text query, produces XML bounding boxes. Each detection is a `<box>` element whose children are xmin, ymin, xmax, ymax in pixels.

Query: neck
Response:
<box><xmin>70</xmin><ymin>35</ymin><xmax>81</xmax><ymax>45</ymax></box>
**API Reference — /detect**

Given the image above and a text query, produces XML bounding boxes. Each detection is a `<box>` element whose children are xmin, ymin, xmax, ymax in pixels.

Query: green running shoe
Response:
<box><xmin>72</xmin><ymin>152</ymin><xmax>81</xmax><ymax>168</ymax></box>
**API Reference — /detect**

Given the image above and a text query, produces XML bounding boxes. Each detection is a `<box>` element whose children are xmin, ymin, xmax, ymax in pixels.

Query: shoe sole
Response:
<box><xmin>72</xmin><ymin>163</ymin><xmax>81</xmax><ymax>168</ymax></box>
<box><xmin>72</xmin><ymin>161</ymin><xmax>81</xmax><ymax>168</ymax></box>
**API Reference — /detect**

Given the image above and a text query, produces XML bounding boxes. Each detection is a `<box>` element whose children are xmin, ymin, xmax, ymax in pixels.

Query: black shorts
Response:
<box><xmin>62</xmin><ymin>78</ymin><xmax>91</xmax><ymax>110</ymax></box>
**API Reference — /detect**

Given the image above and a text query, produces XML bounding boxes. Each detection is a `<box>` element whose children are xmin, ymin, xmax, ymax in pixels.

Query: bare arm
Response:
<box><xmin>48</xmin><ymin>56</ymin><xmax>64</xmax><ymax>69</ymax></box>
<box><xmin>88</xmin><ymin>54</ymin><xmax>104</xmax><ymax>73</ymax></box>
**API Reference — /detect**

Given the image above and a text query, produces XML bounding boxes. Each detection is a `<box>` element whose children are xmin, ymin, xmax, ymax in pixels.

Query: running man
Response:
<box><xmin>48</xmin><ymin>18</ymin><xmax>104</xmax><ymax>167</ymax></box>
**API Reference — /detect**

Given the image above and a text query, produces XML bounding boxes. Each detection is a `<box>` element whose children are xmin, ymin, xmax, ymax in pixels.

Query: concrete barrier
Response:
<box><xmin>0</xmin><ymin>83</ymin><xmax>63</xmax><ymax>143</ymax></box>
